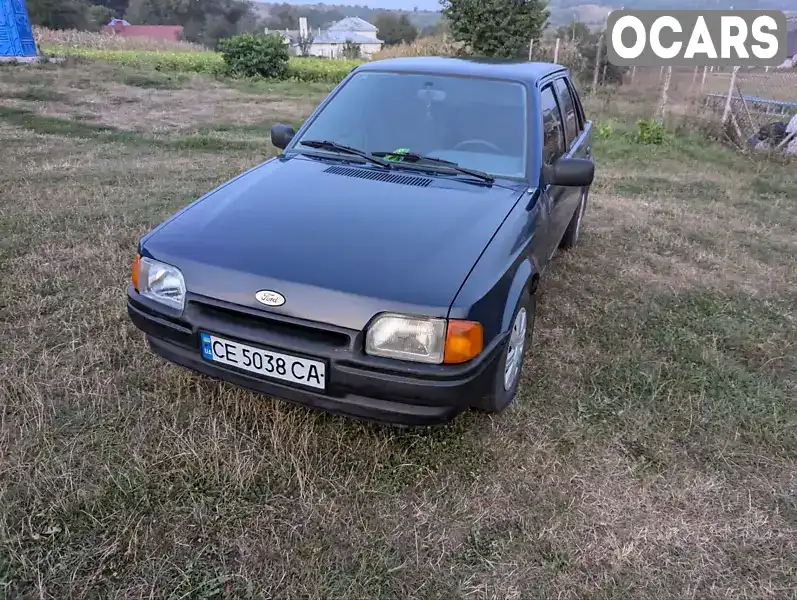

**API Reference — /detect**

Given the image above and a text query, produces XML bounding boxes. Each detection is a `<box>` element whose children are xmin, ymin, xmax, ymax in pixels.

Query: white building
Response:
<box><xmin>268</xmin><ymin>17</ymin><xmax>384</xmax><ymax>59</ymax></box>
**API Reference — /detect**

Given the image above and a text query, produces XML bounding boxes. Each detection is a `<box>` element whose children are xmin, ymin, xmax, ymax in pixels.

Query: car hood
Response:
<box><xmin>143</xmin><ymin>155</ymin><xmax>524</xmax><ymax>331</ymax></box>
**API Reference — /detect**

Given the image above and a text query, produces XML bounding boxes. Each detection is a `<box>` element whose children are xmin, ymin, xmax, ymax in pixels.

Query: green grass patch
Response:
<box><xmin>40</xmin><ymin>45</ymin><xmax>362</xmax><ymax>84</ymax></box>
<box><xmin>119</xmin><ymin>71</ymin><xmax>189</xmax><ymax>89</ymax></box>
<box><xmin>0</xmin><ymin>106</ymin><xmax>273</xmax><ymax>153</ymax></box>
<box><xmin>0</xmin><ymin>86</ymin><xmax>68</xmax><ymax>102</ymax></box>
<box><xmin>41</xmin><ymin>45</ymin><xmax>225</xmax><ymax>75</ymax></box>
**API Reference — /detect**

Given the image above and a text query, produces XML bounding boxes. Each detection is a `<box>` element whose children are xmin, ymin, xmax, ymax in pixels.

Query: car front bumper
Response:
<box><xmin>126</xmin><ymin>288</ymin><xmax>506</xmax><ymax>426</ymax></box>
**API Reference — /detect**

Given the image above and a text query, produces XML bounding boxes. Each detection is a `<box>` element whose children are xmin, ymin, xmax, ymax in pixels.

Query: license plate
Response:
<box><xmin>200</xmin><ymin>332</ymin><xmax>326</xmax><ymax>390</ymax></box>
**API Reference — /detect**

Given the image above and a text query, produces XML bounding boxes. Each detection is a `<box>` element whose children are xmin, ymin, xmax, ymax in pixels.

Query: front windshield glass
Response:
<box><xmin>292</xmin><ymin>71</ymin><xmax>528</xmax><ymax>180</ymax></box>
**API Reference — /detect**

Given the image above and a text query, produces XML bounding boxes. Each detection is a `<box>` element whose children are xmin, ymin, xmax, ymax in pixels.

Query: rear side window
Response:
<box><xmin>568</xmin><ymin>79</ymin><xmax>586</xmax><ymax>128</ymax></box>
<box><xmin>540</xmin><ymin>85</ymin><xmax>565</xmax><ymax>166</ymax></box>
<box><xmin>554</xmin><ymin>78</ymin><xmax>580</xmax><ymax>147</ymax></box>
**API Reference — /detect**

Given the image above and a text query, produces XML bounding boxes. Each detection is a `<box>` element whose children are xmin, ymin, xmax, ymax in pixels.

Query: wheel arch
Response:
<box><xmin>500</xmin><ymin>258</ymin><xmax>539</xmax><ymax>335</ymax></box>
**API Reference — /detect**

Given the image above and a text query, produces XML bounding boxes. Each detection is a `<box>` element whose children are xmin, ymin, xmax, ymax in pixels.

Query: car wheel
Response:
<box><xmin>482</xmin><ymin>292</ymin><xmax>536</xmax><ymax>413</ymax></box>
<box><xmin>559</xmin><ymin>188</ymin><xmax>589</xmax><ymax>250</ymax></box>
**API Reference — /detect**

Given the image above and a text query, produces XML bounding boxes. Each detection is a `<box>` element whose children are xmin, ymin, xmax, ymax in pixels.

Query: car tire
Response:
<box><xmin>559</xmin><ymin>187</ymin><xmax>589</xmax><ymax>250</ymax></box>
<box><xmin>481</xmin><ymin>291</ymin><xmax>536</xmax><ymax>414</ymax></box>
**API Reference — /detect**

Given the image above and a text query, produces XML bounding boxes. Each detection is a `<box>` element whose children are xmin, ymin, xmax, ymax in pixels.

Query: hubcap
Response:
<box><xmin>504</xmin><ymin>307</ymin><xmax>527</xmax><ymax>391</ymax></box>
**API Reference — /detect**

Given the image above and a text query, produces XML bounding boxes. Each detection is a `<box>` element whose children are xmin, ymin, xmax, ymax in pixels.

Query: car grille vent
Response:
<box><xmin>323</xmin><ymin>165</ymin><xmax>433</xmax><ymax>187</ymax></box>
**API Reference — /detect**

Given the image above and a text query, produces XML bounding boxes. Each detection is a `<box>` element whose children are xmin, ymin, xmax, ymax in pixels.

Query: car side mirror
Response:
<box><xmin>271</xmin><ymin>123</ymin><xmax>296</xmax><ymax>150</ymax></box>
<box><xmin>545</xmin><ymin>157</ymin><xmax>594</xmax><ymax>187</ymax></box>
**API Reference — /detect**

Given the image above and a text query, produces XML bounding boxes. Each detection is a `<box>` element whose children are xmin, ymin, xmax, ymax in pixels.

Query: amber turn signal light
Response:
<box><xmin>131</xmin><ymin>254</ymin><xmax>141</xmax><ymax>291</ymax></box>
<box><xmin>443</xmin><ymin>320</ymin><xmax>484</xmax><ymax>364</ymax></box>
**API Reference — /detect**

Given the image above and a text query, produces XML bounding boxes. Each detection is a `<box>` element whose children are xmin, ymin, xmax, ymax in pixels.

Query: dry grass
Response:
<box><xmin>0</xmin><ymin>61</ymin><xmax>796</xmax><ymax>599</ymax></box>
<box><xmin>33</xmin><ymin>26</ymin><xmax>207</xmax><ymax>52</ymax></box>
<box><xmin>372</xmin><ymin>36</ymin><xmax>466</xmax><ymax>59</ymax></box>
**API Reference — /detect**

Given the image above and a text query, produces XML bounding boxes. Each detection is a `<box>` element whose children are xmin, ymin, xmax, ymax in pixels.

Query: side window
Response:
<box><xmin>554</xmin><ymin>78</ymin><xmax>579</xmax><ymax>147</ymax></box>
<box><xmin>540</xmin><ymin>84</ymin><xmax>565</xmax><ymax>166</ymax></box>
<box><xmin>567</xmin><ymin>79</ymin><xmax>586</xmax><ymax>130</ymax></box>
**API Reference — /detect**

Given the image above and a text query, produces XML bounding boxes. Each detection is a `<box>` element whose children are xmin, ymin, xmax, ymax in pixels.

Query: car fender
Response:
<box><xmin>448</xmin><ymin>192</ymin><xmax>543</xmax><ymax>345</ymax></box>
<box><xmin>501</xmin><ymin>258</ymin><xmax>538</xmax><ymax>334</ymax></box>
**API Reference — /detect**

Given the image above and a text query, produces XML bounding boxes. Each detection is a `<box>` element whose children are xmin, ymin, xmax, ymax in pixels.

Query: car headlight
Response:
<box><xmin>365</xmin><ymin>313</ymin><xmax>483</xmax><ymax>365</ymax></box>
<box><xmin>132</xmin><ymin>254</ymin><xmax>186</xmax><ymax>312</ymax></box>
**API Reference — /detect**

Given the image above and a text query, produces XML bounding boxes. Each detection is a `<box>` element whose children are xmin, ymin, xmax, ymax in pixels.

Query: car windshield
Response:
<box><xmin>292</xmin><ymin>71</ymin><xmax>529</xmax><ymax>180</ymax></box>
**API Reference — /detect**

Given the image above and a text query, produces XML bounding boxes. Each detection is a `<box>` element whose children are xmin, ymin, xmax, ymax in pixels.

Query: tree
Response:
<box><xmin>577</xmin><ymin>29</ymin><xmax>628</xmax><ymax>85</ymax></box>
<box><xmin>124</xmin><ymin>0</ymin><xmax>255</xmax><ymax>47</ymax></box>
<box><xmin>297</xmin><ymin>30</ymin><xmax>314</xmax><ymax>56</ymax></box>
<box><xmin>554</xmin><ymin>19</ymin><xmax>591</xmax><ymax>43</ymax></box>
<box><xmin>373</xmin><ymin>12</ymin><xmax>418</xmax><ymax>46</ymax></box>
<box><xmin>28</xmin><ymin>0</ymin><xmax>90</xmax><ymax>29</ymax></box>
<box><xmin>91</xmin><ymin>0</ymin><xmax>130</xmax><ymax>18</ymax></box>
<box><xmin>441</xmin><ymin>0</ymin><xmax>549</xmax><ymax>58</ymax></box>
<box><xmin>86</xmin><ymin>3</ymin><xmax>114</xmax><ymax>29</ymax></box>
<box><xmin>341</xmin><ymin>40</ymin><xmax>361</xmax><ymax>59</ymax></box>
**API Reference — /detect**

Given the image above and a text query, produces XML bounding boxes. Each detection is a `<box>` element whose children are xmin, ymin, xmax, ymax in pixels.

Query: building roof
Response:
<box><xmin>270</xmin><ymin>21</ymin><xmax>383</xmax><ymax>45</ymax></box>
<box><xmin>327</xmin><ymin>17</ymin><xmax>378</xmax><ymax>33</ymax></box>
<box><xmin>356</xmin><ymin>57</ymin><xmax>566</xmax><ymax>83</ymax></box>
<box><xmin>313</xmin><ymin>30</ymin><xmax>382</xmax><ymax>44</ymax></box>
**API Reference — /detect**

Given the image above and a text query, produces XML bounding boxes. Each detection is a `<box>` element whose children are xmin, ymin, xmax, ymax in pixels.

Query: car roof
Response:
<box><xmin>355</xmin><ymin>56</ymin><xmax>567</xmax><ymax>85</ymax></box>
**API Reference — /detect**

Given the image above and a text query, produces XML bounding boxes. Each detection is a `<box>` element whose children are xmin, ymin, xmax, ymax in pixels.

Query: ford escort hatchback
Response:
<box><xmin>127</xmin><ymin>57</ymin><xmax>595</xmax><ymax>425</ymax></box>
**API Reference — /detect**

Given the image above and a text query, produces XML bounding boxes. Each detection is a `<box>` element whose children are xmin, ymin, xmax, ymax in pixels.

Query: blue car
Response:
<box><xmin>127</xmin><ymin>57</ymin><xmax>595</xmax><ymax>426</ymax></box>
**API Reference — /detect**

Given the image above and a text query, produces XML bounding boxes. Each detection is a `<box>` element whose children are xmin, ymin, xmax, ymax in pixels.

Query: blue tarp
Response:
<box><xmin>0</xmin><ymin>0</ymin><xmax>37</xmax><ymax>57</ymax></box>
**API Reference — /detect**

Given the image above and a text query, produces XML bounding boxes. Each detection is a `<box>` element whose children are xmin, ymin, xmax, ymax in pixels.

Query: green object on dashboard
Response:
<box><xmin>385</xmin><ymin>148</ymin><xmax>411</xmax><ymax>162</ymax></box>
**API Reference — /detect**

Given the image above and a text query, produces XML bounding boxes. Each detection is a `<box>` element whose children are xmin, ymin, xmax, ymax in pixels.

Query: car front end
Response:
<box><xmin>127</xmin><ymin>255</ymin><xmax>510</xmax><ymax>425</ymax></box>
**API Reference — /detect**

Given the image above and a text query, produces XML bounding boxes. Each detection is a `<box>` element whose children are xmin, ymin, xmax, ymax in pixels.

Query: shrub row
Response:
<box><xmin>41</xmin><ymin>44</ymin><xmax>361</xmax><ymax>84</ymax></box>
<box><xmin>287</xmin><ymin>57</ymin><xmax>362</xmax><ymax>83</ymax></box>
<box><xmin>34</xmin><ymin>26</ymin><xmax>207</xmax><ymax>51</ymax></box>
<box><xmin>40</xmin><ymin>45</ymin><xmax>225</xmax><ymax>74</ymax></box>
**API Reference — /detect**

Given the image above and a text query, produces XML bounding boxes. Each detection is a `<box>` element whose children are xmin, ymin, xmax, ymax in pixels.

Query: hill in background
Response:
<box><xmin>252</xmin><ymin>0</ymin><xmax>796</xmax><ymax>33</ymax></box>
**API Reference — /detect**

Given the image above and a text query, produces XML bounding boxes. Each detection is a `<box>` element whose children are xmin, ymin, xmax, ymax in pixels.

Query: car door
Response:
<box><xmin>553</xmin><ymin>76</ymin><xmax>591</xmax><ymax>224</ymax></box>
<box><xmin>538</xmin><ymin>82</ymin><xmax>569</xmax><ymax>261</ymax></box>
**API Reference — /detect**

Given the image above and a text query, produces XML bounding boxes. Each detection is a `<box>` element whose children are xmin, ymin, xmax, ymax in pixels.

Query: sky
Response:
<box><xmin>261</xmin><ymin>0</ymin><xmax>442</xmax><ymax>10</ymax></box>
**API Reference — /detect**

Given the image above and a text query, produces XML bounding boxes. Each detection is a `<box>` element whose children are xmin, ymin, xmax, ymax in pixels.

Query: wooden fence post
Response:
<box><xmin>592</xmin><ymin>33</ymin><xmax>603</xmax><ymax>94</ymax></box>
<box><xmin>700</xmin><ymin>65</ymin><xmax>708</xmax><ymax>92</ymax></box>
<box><xmin>528</xmin><ymin>39</ymin><xmax>534</xmax><ymax>61</ymax></box>
<box><xmin>657</xmin><ymin>66</ymin><xmax>672</xmax><ymax>122</ymax></box>
<box><xmin>722</xmin><ymin>66</ymin><xmax>739</xmax><ymax>125</ymax></box>
<box><xmin>553</xmin><ymin>37</ymin><xmax>560</xmax><ymax>64</ymax></box>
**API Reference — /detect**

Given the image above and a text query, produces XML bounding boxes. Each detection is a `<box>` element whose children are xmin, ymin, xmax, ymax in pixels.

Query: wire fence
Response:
<box><xmin>531</xmin><ymin>34</ymin><xmax>797</xmax><ymax>157</ymax></box>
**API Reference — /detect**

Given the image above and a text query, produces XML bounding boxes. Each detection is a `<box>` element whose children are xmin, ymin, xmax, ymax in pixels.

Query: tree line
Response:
<box><xmin>27</xmin><ymin>0</ymin><xmax>261</xmax><ymax>46</ymax></box>
<box><xmin>27</xmin><ymin>0</ymin><xmax>436</xmax><ymax>48</ymax></box>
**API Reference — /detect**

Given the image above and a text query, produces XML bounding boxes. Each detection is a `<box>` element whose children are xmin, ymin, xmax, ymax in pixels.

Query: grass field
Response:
<box><xmin>1</xmin><ymin>61</ymin><xmax>795</xmax><ymax>599</ymax></box>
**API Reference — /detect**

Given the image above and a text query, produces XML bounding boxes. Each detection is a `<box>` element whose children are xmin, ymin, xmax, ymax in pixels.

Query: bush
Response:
<box><xmin>218</xmin><ymin>33</ymin><xmax>289</xmax><ymax>79</ymax></box>
<box><xmin>596</xmin><ymin>119</ymin><xmax>615</xmax><ymax>139</ymax></box>
<box><xmin>287</xmin><ymin>57</ymin><xmax>362</xmax><ymax>83</ymax></box>
<box><xmin>634</xmin><ymin>118</ymin><xmax>668</xmax><ymax>145</ymax></box>
<box><xmin>341</xmin><ymin>41</ymin><xmax>361</xmax><ymax>60</ymax></box>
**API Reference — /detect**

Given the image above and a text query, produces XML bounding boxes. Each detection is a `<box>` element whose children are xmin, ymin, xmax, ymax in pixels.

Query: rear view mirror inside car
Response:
<box><xmin>416</xmin><ymin>89</ymin><xmax>446</xmax><ymax>102</ymax></box>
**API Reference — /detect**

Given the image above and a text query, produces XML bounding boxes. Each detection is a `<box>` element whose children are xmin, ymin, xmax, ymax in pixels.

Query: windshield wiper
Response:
<box><xmin>299</xmin><ymin>140</ymin><xmax>392</xmax><ymax>168</ymax></box>
<box><xmin>373</xmin><ymin>150</ymin><xmax>494</xmax><ymax>183</ymax></box>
